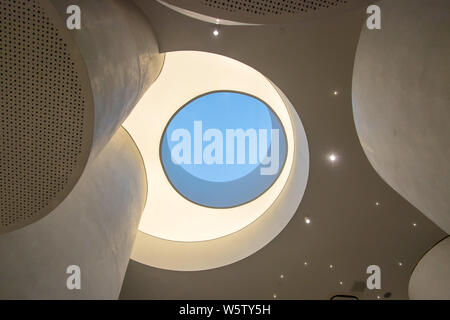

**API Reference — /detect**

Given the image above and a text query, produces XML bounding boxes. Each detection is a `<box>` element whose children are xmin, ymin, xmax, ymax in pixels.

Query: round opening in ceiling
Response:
<box><xmin>123</xmin><ymin>50</ymin><xmax>307</xmax><ymax>244</ymax></box>
<box><xmin>160</xmin><ymin>91</ymin><xmax>287</xmax><ymax>208</ymax></box>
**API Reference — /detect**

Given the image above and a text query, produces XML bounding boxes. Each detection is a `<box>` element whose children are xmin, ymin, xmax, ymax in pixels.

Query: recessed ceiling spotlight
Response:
<box><xmin>273</xmin><ymin>294</ymin><xmax>277</xmax><ymax>299</ymax></box>
<box><xmin>212</xmin><ymin>29</ymin><xmax>219</xmax><ymax>37</ymax></box>
<box><xmin>398</xmin><ymin>262</ymin><xmax>403</xmax><ymax>267</ymax></box>
<box><xmin>377</xmin><ymin>296</ymin><xmax>381</xmax><ymax>300</ymax></box>
<box><xmin>304</xmin><ymin>217</ymin><xmax>311</xmax><ymax>224</ymax></box>
<box><xmin>375</xmin><ymin>202</ymin><xmax>380</xmax><ymax>206</ymax></box>
<box><xmin>280</xmin><ymin>274</ymin><xmax>284</xmax><ymax>279</ymax></box>
<box><xmin>329</xmin><ymin>264</ymin><xmax>334</xmax><ymax>269</ymax></box>
<box><xmin>328</xmin><ymin>153</ymin><xmax>337</xmax><ymax>162</ymax></box>
<box><xmin>412</xmin><ymin>222</ymin><xmax>417</xmax><ymax>227</ymax></box>
<box><xmin>339</xmin><ymin>281</ymin><xmax>344</xmax><ymax>285</ymax></box>
<box><xmin>333</xmin><ymin>90</ymin><xmax>339</xmax><ymax>96</ymax></box>
<box><xmin>304</xmin><ymin>261</ymin><xmax>308</xmax><ymax>266</ymax></box>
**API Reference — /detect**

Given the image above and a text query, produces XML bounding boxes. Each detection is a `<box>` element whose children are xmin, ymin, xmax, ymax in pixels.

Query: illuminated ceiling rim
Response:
<box><xmin>123</xmin><ymin>51</ymin><xmax>299</xmax><ymax>242</ymax></box>
<box><xmin>130</xmin><ymin>82</ymin><xmax>309</xmax><ymax>271</ymax></box>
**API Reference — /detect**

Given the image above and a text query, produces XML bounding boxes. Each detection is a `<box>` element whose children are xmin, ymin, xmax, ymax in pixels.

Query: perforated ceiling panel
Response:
<box><xmin>160</xmin><ymin>0</ymin><xmax>365</xmax><ymax>24</ymax></box>
<box><xmin>0</xmin><ymin>0</ymin><xmax>93</xmax><ymax>233</ymax></box>
<box><xmin>204</xmin><ymin>0</ymin><xmax>348</xmax><ymax>15</ymax></box>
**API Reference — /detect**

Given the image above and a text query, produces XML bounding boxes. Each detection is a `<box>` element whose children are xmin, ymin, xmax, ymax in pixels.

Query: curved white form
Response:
<box><xmin>352</xmin><ymin>0</ymin><xmax>450</xmax><ymax>233</ymax></box>
<box><xmin>0</xmin><ymin>0</ymin><xmax>163</xmax><ymax>234</ymax></box>
<box><xmin>124</xmin><ymin>51</ymin><xmax>297</xmax><ymax>242</ymax></box>
<box><xmin>409</xmin><ymin>237</ymin><xmax>450</xmax><ymax>300</ymax></box>
<box><xmin>125</xmin><ymin>51</ymin><xmax>309</xmax><ymax>270</ymax></box>
<box><xmin>0</xmin><ymin>127</ymin><xmax>147</xmax><ymax>299</ymax></box>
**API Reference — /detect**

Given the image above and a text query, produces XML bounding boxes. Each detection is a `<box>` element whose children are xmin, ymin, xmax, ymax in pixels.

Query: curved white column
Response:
<box><xmin>352</xmin><ymin>0</ymin><xmax>450</xmax><ymax>233</ymax></box>
<box><xmin>49</xmin><ymin>0</ymin><xmax>165</xmax><ymax>158</ymax></box>
<box><xmin>0</xmin><ymin>127</ymin><xmax>147</xmax><ymax>299</ymax></box>
<box><xmin>409</xmin><ymin>237</ymin><xmax>450</xmax><ymax>300</ymax></box>
<box><xmin>0</xmin><ymin>0</ymin><xmax>163</xmax><ymax>233</ymax></box>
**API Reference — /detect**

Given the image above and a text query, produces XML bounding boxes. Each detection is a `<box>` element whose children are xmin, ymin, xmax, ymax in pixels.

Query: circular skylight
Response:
<box><xmin>160</xmin><ymin>91</ymin><xmax>287</xmax><ymax>208</ymax></box>
<box><xmin>123</xmin><ymin>51</ymin><xmax>306</xmax><ymax>244</ymax></box>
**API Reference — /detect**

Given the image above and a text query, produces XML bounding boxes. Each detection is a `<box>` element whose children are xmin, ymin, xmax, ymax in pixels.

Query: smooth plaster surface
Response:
<box><xmin>409</xmin><ymin>237</ymin><xmax>450</xmax><ymax>299</ymax></box>
<box><xmin>352</xmin><ymin>0</ymin><xmax>450</xmax><ymax>234</ymax></box>
<box><xmin>49</xmin><ymin>0</ymin><xmax>165</xmax><ymax>159</ymax></box>
<box><xmin>0</xmin><ymin>128</ymin><xmax>147</xmax><ymax>299</ymax></box>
